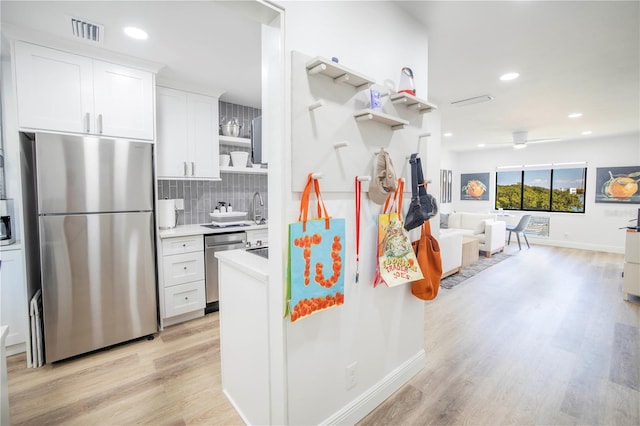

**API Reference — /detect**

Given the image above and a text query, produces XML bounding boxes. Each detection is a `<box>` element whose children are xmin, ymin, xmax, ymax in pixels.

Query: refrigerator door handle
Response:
<box><xmin>183</xmin><ymin>161</ymin><xmax>188</xmax><ymax>177</ymax></box>
<box><xmin>191</xmin><ymin>161</ymin><xmax>195</xmax><ymax>176</ymax></box>
<box><xmin>97</xmin><ymin>114</ymin><xmax>103</xmax><ymax>134</ymax></box>
<box><xmin>84</xmin><ymin>113</ymin><xmax>91</xmax><ymax>133</ymax></box>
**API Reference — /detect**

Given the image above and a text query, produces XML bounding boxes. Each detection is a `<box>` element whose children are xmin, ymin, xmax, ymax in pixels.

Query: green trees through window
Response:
<box><xmin>496</xmin><ymin>168</ymin><xmax>586</xmax><ymax>213</ymax></box>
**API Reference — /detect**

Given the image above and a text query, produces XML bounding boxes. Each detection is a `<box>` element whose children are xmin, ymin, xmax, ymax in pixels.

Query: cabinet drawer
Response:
<box><xmin>162</xmin><ymin>235</ymin><xmax>203</xmax><ymax>255</ymax></box>
<box><xmin>162</xmin><ymin>252</ymin><xmax>204</xmax><ymax>287</ymax></box>
<box><xmin>164</xmin><ymin>281</ymin><xmax>205</xmax><ymax>318</ymax></box>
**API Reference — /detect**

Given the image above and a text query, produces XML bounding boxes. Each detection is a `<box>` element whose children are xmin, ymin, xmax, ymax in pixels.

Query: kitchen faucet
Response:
<box><xmin>253</xmin><ymin>191</ymin><xmax>264</xmax><ymax>223</ymax></box>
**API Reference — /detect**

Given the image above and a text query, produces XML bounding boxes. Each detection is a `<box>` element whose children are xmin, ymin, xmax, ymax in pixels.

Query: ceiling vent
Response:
<box><xmin>69</xmin><ymin>16</ymin><xmax>104</xmax><ymax>45</ymax></box>
<box><xmin>451</xmin><ymin>95</ymin><xmax>494</xmax><ymax>107</ymax></box>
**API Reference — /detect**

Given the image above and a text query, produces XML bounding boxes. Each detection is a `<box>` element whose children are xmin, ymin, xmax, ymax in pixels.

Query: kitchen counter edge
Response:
<box><xmin>216</xmin><ymin>249</ymin><xmax>268</xmax><ymax>282</ymax></box>
<box><xmin>158</xmin><ymin>223</ymin><xmax>268</xmax><ymax>239</ymax></box>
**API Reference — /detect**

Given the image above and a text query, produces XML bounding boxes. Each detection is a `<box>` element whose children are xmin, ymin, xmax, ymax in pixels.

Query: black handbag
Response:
<box><xmin>404</xmin><ymin>154</ymin><xmax>438</xmax><ymax>231</ymax></box>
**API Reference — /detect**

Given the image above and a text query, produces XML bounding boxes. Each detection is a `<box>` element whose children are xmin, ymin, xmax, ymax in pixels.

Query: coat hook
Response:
<box><xmin>333</xmin><ymin>141</ymin><xmax>349</xmax><ymax>149</ymax></box>
<box><xmin>357</xmin><ymin>176</ymin><xmax>371</xmax><ymax>182</ymax></box>
<box><xmin>308</xmin><ymin>100</ymin><xmax>323</xmax><ymax>111</ymax></box>
<box><xmin>308</xmin><ymin>63</ymin><xmax>326</xmax><ymax>75</ymax></box>
<box><xmin>312</xmin><ymin>172</ymin><xmax>323</xmax><ymax>179</ymax></box>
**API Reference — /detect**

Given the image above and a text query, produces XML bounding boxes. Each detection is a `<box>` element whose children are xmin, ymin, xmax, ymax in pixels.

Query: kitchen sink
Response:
<box><xmin>247</xmin><ymin>247</ymin><xmax>268</xmax><ymax>259</ymax></box>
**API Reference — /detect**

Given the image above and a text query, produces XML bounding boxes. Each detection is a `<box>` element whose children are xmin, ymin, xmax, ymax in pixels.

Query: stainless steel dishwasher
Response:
<box><xmin>204</xmin><ymin>231</ymin><xmax>247</xmax><ymax>313</ymax></box>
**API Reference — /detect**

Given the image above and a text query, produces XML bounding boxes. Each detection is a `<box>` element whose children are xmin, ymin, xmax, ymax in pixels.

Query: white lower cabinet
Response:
<box><xmin>164</xmin><ymin>281</ymin><xmax>205</xmax><ymax>318</ymax></box>
<box><xmin>160</xmin><ymin>236</ymin><xmax>205</xmax><ymax>321</ymax></box>
<box><xmin>0</xmin><ymin>248</ymin><xmax>28</xmax><ymax>349</ymax></box>
<box><xmin>623</xmin><ymin>230</ymin><xmax>640</xmax><ymax>300</ymax></box>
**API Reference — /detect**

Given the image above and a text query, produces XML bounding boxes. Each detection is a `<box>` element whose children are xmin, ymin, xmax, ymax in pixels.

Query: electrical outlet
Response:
<box><xmin>346</xmin><ymin>362</ymin><xmax>357</xmax><ymax>390</ymax></box>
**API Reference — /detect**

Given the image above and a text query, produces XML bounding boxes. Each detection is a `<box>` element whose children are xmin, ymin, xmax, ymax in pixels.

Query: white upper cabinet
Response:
<box><xmin>92</xmin><ymin>61</ymin><xmax>154</xmax><ymax>140</ymax></box>
<box><xmin>14</xmin><ymin>41</ymin><xmax>154</xmax><ymax>140</ymax></box>
<box><xmin>156</xmin><ymin>86</ymin><xmax>220</xmax><ymax>180</ymax></box>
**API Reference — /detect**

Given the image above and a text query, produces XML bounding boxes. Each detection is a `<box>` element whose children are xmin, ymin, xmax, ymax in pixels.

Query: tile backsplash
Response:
<box><xmin>157</xmin><ymin>100</ymin><xmax>266</xmax><ymax>226</ymax></box>
<box><xmin>219</xmin><ymin>100</ymin><xmax>261</xmax><ymax>139</ymax></box>
<box><xmin>157</xmin><ymin>176</ymin><xmax>267</xmax><ymax>225</ymax></box>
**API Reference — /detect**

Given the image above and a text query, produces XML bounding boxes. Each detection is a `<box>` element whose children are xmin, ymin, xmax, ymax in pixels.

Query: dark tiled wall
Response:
<box><xmin>219</xmin><ymin>100</ymin><xmax>261</xmax><ymax>139</ymax></box>
<box><xmin>157</xmin><ymin>101</ymin><xmax>266</xmax><ymax>226</ymax></box>
<box><xmin>157</xmin><ymin>176</ymin><xmax>268</xmax><ymax>225</ymax></box>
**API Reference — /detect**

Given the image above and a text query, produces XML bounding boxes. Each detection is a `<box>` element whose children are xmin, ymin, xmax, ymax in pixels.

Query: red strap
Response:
<box><xmin>298</xmin><ymin>173</ymin><xmax>314</xmax><ymax>231</ymax></box>
<box><xmin>298</xmin><ymin>173</ymin><xmax>331</xmax><ymax>231</ymax></box>
<box><xmin>313</xmin><ymin>178</ymin><xmax>331</xmax><ymax>229</ymax></box>
<box><xmin>383</xmin><ymin>178</ymin><xmax>404</xmax><ymax>216</ymax></box>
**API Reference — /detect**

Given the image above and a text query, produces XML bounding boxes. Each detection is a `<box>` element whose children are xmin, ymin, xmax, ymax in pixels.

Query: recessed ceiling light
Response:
<box><xmin>568</xmin><ymin>112</ymin><xmax>583</xmax><ymax>119</ymax></box>
<box><xmin>499</xmin><ymin>72</ymin><xmax>520</xmax><ymax>81</ymax></box>
<box><xmin>477</xmin><ymin>143</ymin><xmax>486</xmax><ymax>148</ymax></box>
<box><xmin>581</xmin><ymin>130</ymin><xmax>592</xmax><ymax>135</ymax></box>
<box><xmin>443</xmin><ymin>132</ymin><xmax>453</xmax><ymax>137</ymax></box>
<box><xmin>124</xmin><ymin>26</ymin><xmax>148</xmax><ymax>40</ymax></box>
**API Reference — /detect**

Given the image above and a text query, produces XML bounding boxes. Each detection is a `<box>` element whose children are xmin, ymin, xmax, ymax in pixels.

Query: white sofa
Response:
<box><xmin>443</xmin><ymin>212</ymin><xmax>506</xmax><ymax>257</ymax></box>
<box><xmin>438</xmin><ymin>231</ymin><xmax>463</xmax><ymax>278</ymax></box>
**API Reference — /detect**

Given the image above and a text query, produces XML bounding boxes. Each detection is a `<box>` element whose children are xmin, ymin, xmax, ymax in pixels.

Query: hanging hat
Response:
<box><xmin>368</xmin><ymin>149</ymin><xmax>397</xmax><ymax>204</ymax></box>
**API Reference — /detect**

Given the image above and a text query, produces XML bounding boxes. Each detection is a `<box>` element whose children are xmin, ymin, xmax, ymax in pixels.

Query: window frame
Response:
<box><xmin>495</xmin><ymin>167</ymin><xmax>587</xmax><ymax>214</ymax></box>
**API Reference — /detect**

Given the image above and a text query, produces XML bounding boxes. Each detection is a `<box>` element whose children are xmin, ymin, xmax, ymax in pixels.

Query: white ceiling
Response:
<box><xmin>1</xmin><ymin>1</ymin><xmax>263</xmax><ymax>108</ymax></box>
<box><xmin>2</xmin><ymin>1</ymin><xmax>639</xmax><ymax>152</ymax></box>
<box><xmin>397</xmin><ymin>1</ymin><xmax>640</xmax><ymax>151</ymax></box>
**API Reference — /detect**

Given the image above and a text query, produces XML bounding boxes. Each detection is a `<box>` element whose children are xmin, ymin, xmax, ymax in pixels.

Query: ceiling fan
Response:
<box><xmin>509</xmin><ymin>131</ymin><xmax>561</xmax><ymax>149</ymax></box>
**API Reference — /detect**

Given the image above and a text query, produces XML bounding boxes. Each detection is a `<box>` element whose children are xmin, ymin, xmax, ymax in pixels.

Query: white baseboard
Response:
<box><xmin>223</xmin><ymin>388</ymin><xmax>252</xmax><ymax>425</ymax></box>
<box><xmin>321</xmin><ymin>350</ymin><xmax>426</xmax><ymax>426</ymax></box>
<box><xmin>527</xmin><ymin>238</ymin><xmax>624</xmax><ymax>254</ymax></box>
<box><xmin>6</xmin><ymin>342</ymin><xmax>26</xmax><ymax>357</ymax></box>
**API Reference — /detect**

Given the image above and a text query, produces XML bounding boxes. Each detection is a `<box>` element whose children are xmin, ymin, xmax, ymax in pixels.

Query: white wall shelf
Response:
<box><xmin>389</xmin><ymin>92</ymin><xmax>438</xmax><ymax>114</ymax></box>
<box><xmin>219</xmin><ymin>135</ymin><xmax>251</xmax><ymax>147</ymax></box>
<box><xmin>353</xmin><ymin>109</ymin><xmax>408</xmax><ymax>130</ymax></box>
<box><xmin>306</xmin><ymin>57</ymin><xmax>374</xmax><ymax>90</ymax></box>
<box><xmin>220</xmin><ymin>166</ymin><xmax>268</xmax><ymax>175</ymax></box>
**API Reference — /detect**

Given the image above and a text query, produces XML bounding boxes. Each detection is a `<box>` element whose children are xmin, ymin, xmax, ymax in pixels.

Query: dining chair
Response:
<box><xmin>506</xmin><ymin>215</ymin><xmax>532</xmax><ymax>250</ymax></box>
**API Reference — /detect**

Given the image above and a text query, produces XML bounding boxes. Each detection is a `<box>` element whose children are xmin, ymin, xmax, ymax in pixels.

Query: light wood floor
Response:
<box><xmin>7</xmin><ymin>245</ymin><xmax>639</xmax><ymax>425</ymax></box>
<box><xmin>359</xmin><ymin>245</ymin><xmax>640</xmax><ymax>426</ymax></box>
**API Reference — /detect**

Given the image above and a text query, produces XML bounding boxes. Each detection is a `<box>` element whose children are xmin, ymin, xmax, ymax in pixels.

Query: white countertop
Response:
<box><xmin>215</xmin><ymin>249</ymin><xmax>268</xmax><ymax>282</ymax></box>
<box><xmin>158</xmin><ymin>222</ymin><xmax>268</xmax><ymax>239</ymax></box>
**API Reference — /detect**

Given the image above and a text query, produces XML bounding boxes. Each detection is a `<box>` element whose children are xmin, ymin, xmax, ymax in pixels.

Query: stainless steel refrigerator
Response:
<box><xmin>20</xmin><ymin>132</ymin><xmax>157</xmax><ymax>363</ymax></box>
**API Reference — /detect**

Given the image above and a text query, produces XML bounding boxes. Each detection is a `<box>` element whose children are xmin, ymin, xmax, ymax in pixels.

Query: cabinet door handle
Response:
<box><xmin>97</xmin><ymin>114</ymin><xmax>103</xmax><ymax>134</ymax></box>
<box><xmin>191</xmin><ymin>162</ymin><xmax>195</xmax><ymax>176</ymax></box>
<box><xmin>184</xmin><ymin>161</ymin><xmax>188</xmax><ymax>177</ymax></box>
<box><xmin>84</xmin><ymin>113</ymin><xmax>91</xmax><ymax>133</ymax></box>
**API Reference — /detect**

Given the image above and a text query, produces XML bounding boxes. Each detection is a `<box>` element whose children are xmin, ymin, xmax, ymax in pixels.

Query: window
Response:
<box><xmin>496</xmin><ymin>167</ymin><xmax>586</xmax><ymax>213</ymax></box>
<box><xmin>496</xmin><ymin>171</ymin><xmax>521</xmax><ymax>209</ymax></box>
